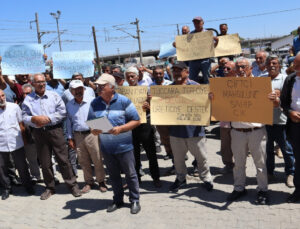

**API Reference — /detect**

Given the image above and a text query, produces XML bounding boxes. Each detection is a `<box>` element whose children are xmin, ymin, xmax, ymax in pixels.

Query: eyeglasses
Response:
<box><xmin>97</xmin><ymin>84</ymin><xmax>107</xmax><ymax>90</ymax></box>
<box><xmin>236</xmin><ymin>65</ymin><xmax>247</xmax><ymax>69</ymax></box>
<box><xmin>224</xmin><ymin>67</ymin><xmax>232</xmax><ymax>70</ymax></box>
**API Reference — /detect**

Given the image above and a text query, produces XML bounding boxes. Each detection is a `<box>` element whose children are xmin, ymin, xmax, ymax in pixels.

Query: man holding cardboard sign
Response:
<box><xmin>168</xmin><ymin>62</ymin><xmax>213</xmax><ymax>192</ymax></box>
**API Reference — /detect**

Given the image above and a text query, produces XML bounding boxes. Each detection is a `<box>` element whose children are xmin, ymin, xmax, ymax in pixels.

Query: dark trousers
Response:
<box><xmin>132</xmin><ymin>123</ymin><xmax>160</xmax><ymax>180</ymax></box>
<box><xmin>288</xmin><ymin>123</ymin><xmax>300</xmax><ymax>191</ymax></box>
<box><xmin>0</xmin><ymin>147</ymin><xmax>31</xmax><ymax>190</ymax></box>
<box><xmin>266</xmin><ymin>125</ymin><xmax>295</xmax><ymax>175</ymax></box>
<box><xmin>103</xmin><ymin>150</ymin><xmax>139</xmax><ymax>203</ymax></box>
<box><xmin>32</xmin><ymin>126</ymin><xmax>77</xmax><ymax>191</ymax></box>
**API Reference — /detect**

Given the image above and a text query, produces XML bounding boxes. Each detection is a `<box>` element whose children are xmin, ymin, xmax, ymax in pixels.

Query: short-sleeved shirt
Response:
<box><xmin>0</xmin><ymin>102</ymin><xmax>24</xmax><ymax>152</ymax></box>
<box><xmin>293</xmin><ymin>35</ymin><xmax>300</xmax><ymax>55</ymax></box>
<box><xmin>269</xmin><ymin>73</ymin><xmax>287</xmax><ymax>124</ymax></box>
<box><xmin>88</xmin><ymin>93</ymin><xmax>140</xmax><ymax>154</ymax></box>
<box><xmin>169</xmin><ymin>79</ymin><xmax>205</xmax><ymax>138</ymax></box>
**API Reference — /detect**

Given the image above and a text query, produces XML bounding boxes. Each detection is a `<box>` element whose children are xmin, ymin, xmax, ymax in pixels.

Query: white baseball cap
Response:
<box><xmin>95</xmin><ymin>73</ymin><xmax>116</xmax><ymax>85</ymax></box>
<box><xmin>69</xmin><ymin>80</ymin><xmax>84</xmax><ymax>89</ymax></box>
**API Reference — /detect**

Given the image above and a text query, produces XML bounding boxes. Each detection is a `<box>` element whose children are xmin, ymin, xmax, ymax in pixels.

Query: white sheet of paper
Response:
<box><xmin>86</xmin><ymin>117</ymin><xmax>113</xmax><ymax>133</ymax></box>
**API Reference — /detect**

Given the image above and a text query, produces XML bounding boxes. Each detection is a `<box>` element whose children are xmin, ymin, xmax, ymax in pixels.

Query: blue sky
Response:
<box><xmin>0</xmin><ymin>0</ymin><xmax>299</xmax><ymax>57</ymax></box>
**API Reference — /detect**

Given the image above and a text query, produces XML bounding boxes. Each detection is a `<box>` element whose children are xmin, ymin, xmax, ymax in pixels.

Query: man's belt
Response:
<box><xmin>40</xmin><ymin>123</ymin><xmax>62</xmax><ymax>131</ymax></box>
<box><xmin>74</xmin><ymin>130</ymin><xmax>91</xmax><ymax>135</ymax></box>
<box><xmin>232</xmin><ymin>127</ymin><xmax>262</xmax><ymax>133</ymax></box>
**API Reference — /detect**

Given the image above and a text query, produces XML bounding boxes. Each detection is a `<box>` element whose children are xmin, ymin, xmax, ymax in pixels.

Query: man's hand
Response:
<box><xmin>68</xmin><ymin>139</ymin><xmax>76</xmax><ymax>149</ymax></box>
<box><xmin>142</xmin><ymin>101</ymin><xmax>150</xmax><ymax>111</ymax></box>
<box><xmin>289</xmin><ymin>111</ymin><xmax>300</xmax><ymax>123</ymax></box>
<box><xmin>208</xmin><ymin>92</ymin><xmax>214</xmax><ymax>100</ymax></box>
<box><xmin>268</xmin><ymin>91</ymin><xmax>280</xmax><ymax>107</ymax></box>
<box><xmin>91</xmin><ymin>129</ymin><xmax>102</xmax><ymax>135</ymax></box>
<box><xmin>109</xmin><ymin>126</ymin><xmax>123</xmax><ymax>136</ymax></box>
<box><xmin>31</xmin><ymin>115</ymin><xmax>51</xmax><ymax>127</ymax></box>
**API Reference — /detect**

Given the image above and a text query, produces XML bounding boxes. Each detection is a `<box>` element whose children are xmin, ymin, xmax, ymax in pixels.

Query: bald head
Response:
<box><xmin>182</xmin><ymin>26</ymin><xmax>190</xmax><ymax>35</ymax></box>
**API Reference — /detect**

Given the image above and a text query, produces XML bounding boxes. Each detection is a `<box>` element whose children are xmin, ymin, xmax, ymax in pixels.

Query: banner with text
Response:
<box><xmin>150</xmin><ymin>85</ymin><xmax>211</xmax><ymax>126</ymax></box>
<box><xmin>52</xmin><ymin>50</ymin><xmax>94</xmax><ymax>79</ymax></box>
<box><xmin>176</xmin><ymin>31</ymin><xmax>214</xmax><ymax>61</ymax></box>
<box><xmin>210</xmin><ymin>77</ymin><xmax>273</xmax><ymax>124</ymax></box>
<box><xmin>0</xmin><ymin>44</ymin><xmax>45</xmax><ymax>75</ymax></box>
<box><xmin>116</xmin><ymin>86</ymin><xmax>148</xmax><ymax>124</ymax></box>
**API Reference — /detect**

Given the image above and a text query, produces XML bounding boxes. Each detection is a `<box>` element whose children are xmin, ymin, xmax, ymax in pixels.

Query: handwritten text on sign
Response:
<box><xmin>150</xmin><ymin>85</ymin><xmax>211</xmax><ymax>126</ymax></box>
<box><xmin>0</xmin><ymin>44</ymin><xmax>45</xmax><ymax>75</ymax></box>
<box><xmin>52</xmin><ymin>50</ymin><xmax>94</xmax><ymax>79</ymax></box>
<box><xmin>116</xmin><ymin>86</ymin><xmax>147</xmax><ymax>124</ymax></box>
<box><xmin>210</xmin><ymin>77</ymin><xmax>273</xmax><ymax>124</ymax></box>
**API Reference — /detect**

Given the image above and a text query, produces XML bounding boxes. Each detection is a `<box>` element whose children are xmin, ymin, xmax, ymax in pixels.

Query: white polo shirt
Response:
<box><xmin>0</xmin><ymin>102</ymin><xmax>24</xmax><ymax>152</ymax></box>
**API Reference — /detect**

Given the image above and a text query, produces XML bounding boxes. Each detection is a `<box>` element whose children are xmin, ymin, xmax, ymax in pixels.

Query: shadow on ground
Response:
<box><xmin>62</xmin><ymin>198</ymin><xmax>112</xmax><ymax>219</ymax></box>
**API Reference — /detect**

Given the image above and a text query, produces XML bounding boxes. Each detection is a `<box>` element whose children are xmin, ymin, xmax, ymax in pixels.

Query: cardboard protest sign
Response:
<box><xmin>210</xmin><ymin>77</ymin><xmax>273</xmax><ymax>124</ymax></box>
<box><xmin>116</xmin><ymin>86</ymin><xmax>148</xmax><ymax>124</ymax></box>
<box><xmin>214</xmin><ymin>34</ymin><xmax>242</xmax><ymax>57</ymax></box>
<box><xmin>0</xmin><ymin>44</ymin><xmax>45</xmax><ymax>75</ymax></box>
<box><xmin>176</xmin><ymin>31</ymin><xmax>214</xmax><ymax>61</ymax></box>
<box><xmin>150</xmin><ymin>85</ymin><xmax>210</xmax><ymax>126</ymax></box>
<box><xmin>52</xmin><ymin>50</ymin><xmax>94</xmax><ymax>79</ymax></box>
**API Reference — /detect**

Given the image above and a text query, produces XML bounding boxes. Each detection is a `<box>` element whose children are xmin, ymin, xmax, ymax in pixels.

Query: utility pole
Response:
<box><xmin>30</xmin><ymin>13</ymin><xmax>42</xmax><ymax>44</ymax></box>
<box><xmin>132</xmin><ymin>18</ymin><xmax>143</xmax><ymax>64</ymax></box>
<box><xmin>92</xmin><ymin>26</ymin><xmax>101</xmax><ymax>74</ymax></box>
<box><xmin>35</xmin><ymin>13</ymin><xmax>41</xmax><ymax>43</ymax></box>
<box><xmin>117</xmin><ymin>48</ymin><xmax>121</xmax><ymax>64</ymax></box>
<box><xmin>50</xmin><ymin>10</ymin><xmax>62</xmax><ymax>51</ymax></box>
<box><xmin>176</xmin><ymin>24</ymin><xmax>180</xmax><ymax>35</ymax></box>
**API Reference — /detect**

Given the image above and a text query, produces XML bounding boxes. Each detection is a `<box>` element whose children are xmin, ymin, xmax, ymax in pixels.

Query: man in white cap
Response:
<box><xmin>89</xmin><ymin>73</ymin><xmax>141</xmax><ymax>214</ymax></box>
<box><xmin>66</xmin><ymin>80</ymin><xmax>107</xmax><ymax>194</ymax></box>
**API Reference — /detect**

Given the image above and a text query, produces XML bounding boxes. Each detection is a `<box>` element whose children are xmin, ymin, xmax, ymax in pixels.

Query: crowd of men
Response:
<box><xmin>0</xmin><ymin>16</ymin><xmax>300</xmax><ymax>215</ymax></box>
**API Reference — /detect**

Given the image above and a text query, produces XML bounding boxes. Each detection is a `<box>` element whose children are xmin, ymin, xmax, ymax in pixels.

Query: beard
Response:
<box><xmin>0</xmin><ymin>99</ymin><xmax>6</xmax><ymax>107</ymax></box>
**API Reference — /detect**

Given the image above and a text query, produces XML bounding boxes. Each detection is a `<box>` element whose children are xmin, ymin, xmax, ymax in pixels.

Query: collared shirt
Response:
<box><xmin>22</xmin><ymin>90</ymin><xmax>66</xmax><ymax>128</ymax></box>
<box><xmin>46</xmin><ymin>81</ymin><xmax>65</xmax><ymax>97</ymax></box>
<box><xmin>138</xmin><ymin>73</ymin><xmax>153</xmax><ymax>86</ymax></box>
<box><xmin>0</xmin><ymin>102</ymin><xmax>24</xmax><ymax>152</ymax></box>
<box><xmin>293</xmin><ymin>35</ymin><xmax>300</xmax><ymax>55</ymax></box>
<box><xmin>150</xmin><ymin>79</ymin><xmax>172</xmax><ymax>86</ymax></box>
<box><xmin>291</xmin><ymin>76</ymin><xmax>300</xmax><ymax>112</ymax></box>
<box><xmin>88</xmin><ymin>93</ymin><xmax>140</xmax><ymax>154</ymax></box>
<box><xmin>252</xmin><ymin>61</ymin><xmax>268</xmax><ymax>77</ymax></box>
<box><xmin>269</xmin><ymin>73</ymin><xmax>287</xmax><ymax>124</ymax></box>
<box><xmin>169</xmin><ymin>79</ymin><xmax>205</xmax><ymax>138</ymax></box>
<box><xmin>3</xmin><ymin>83</ymin><xmax>16</xmax><ymax>102</ymax></box>
<box><xmin>62</xmin><ymin>86</ymin><xmax>95</xmax><ymax>104</ymax></box>
<box><xmin>66</xmin><ymin>95</ymin><xmax>93</xmax><ymax>139</ymax></box>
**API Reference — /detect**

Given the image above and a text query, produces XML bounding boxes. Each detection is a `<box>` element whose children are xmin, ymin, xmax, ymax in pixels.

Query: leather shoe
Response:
<box><xmin>1</xmin><ymin>189</ymin><xmax>11</xmax><ymax>200</ymax></box>
<box><xmin>203</xmin><ymin>181</ymin><xmax>213</xmax><ymax>191</ymax></box>
<box><xmin>153</xmin><ymin>179</ymin><xmax>162</xmax><ymax>188</ymax></box>
<box><xmin>130</xmin><ymin>201</ymin><xmax>141</xmax><ymax>214</ymax></box>
<box><xmin>71</xmin><ymin>186</ymin><xmax>82</xmax><ymax>197</ymax></box>
<box><xmin>40</xmin><ymin>189</ymin><xmax>55</xmax><ymax>200</ymax></box>
<box><xmin>287</xmin><ymin>191</ymin><xmax>300</xmax><ymax>203</ymax></box>
<box><xmin>107</xmin><ymin>202</ymin><xmax>124</xmax><ymax>213</ymax></box>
